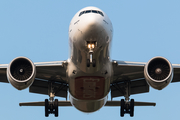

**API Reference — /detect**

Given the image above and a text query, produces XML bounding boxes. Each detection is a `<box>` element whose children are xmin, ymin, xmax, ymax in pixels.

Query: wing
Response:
<box><xmin>30</xmin><ymin>61</ymin><xmax>68</xmax><ymax>98</ymax></box>
<box><xmin>111</xmin><ymin>60</ymin><xmax>180</xmax><ymax>99</ymax></box>
<box><xmin>0</xmin><ymin>64</ymin><xmax>8</xmax><ymax>83</ymax></box>
<box><xmin>171</xmin><ymin>64</ymin><xmax>180</xmax><ymax>82</ymax></box>
<box><xmin>0</xmin><ymin>61</ymin><xmax>68</xmax><ymax>98</ymax></box>
<box><xmin>111</xmin><ymin>60</ymin><xmax>148</xmax><ymax>99</ymax></box>
<box><xmin>34</xmin><ymin>61</ymin><xmax>67</xmax><ymax>83</ymax></box>
<box><xmin>112</xmin><ymin>60</ymin><xmax>146</xmax><ymax>83</ymax></box>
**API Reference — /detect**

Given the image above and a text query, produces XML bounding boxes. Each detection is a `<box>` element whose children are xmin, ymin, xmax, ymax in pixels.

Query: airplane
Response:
<box><xmin>0</xmin><ymin>6</ymin><xmax>180</xmax><ymax>117</ymax></box>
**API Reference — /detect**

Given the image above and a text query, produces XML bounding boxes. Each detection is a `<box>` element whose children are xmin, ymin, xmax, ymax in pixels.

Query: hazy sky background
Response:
<box><xmin>0</xmin><ymin>0</ymin><xmax>180</xmax><ymax>120</ymax></box>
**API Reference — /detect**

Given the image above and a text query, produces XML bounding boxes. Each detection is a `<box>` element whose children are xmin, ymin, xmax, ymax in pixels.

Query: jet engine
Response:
<box><xmin>7</xmin><ymin>57</ymin><xmax>36</xmax><ymax>90</ymax></box>
<box><xmin>144</xmin><ymin>57</ymin><xmax>173</xmax><ymax>90</ymax></box>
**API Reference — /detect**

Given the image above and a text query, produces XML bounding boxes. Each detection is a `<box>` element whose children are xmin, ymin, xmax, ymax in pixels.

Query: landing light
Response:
<box><xmin>88</xmin><ymin>44</ymin><xmax>91</xmax><ymax>49</ymax></box>
<box><xmin>88</xmin><ymin>44</ymin><xmax>95</xmax><ymax>49</ymax></box>
<box><xmin>92</xmin><ymin>44</ymin><xmax>95</xmax><ymax>48</ymax></box>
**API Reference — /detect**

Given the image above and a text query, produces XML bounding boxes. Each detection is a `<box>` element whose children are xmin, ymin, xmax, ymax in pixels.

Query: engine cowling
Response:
<box><xmin>144</xmin><ymin>56</ymin><xmax>173</xmax><ymax>90</ymax></box>
<box><xmin>7</xmin><ymin>57</ymin><xmax>36</xmax><ymax>90</ymax></box>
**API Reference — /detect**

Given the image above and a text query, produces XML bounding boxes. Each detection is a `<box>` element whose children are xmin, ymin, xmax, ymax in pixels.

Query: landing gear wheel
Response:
<box><xmin>45</xmin><ymin>99</ymin><xmax>49</xmax><ymax>117</ymax></box>
<box><xmin>92</xmin><ymin>59</ymin><xmax>96</xmax><ymax>67</ymax></box>
<box><xmin>130</xmin><ymin>99</ymin><xmax>134</xmax><ymax>117</ymax></box>
<box><xmin>54</xmin><ymin>99</ymin><xmax>58</xmax><ymax>117</ymax></box>
<box><xmin>120</xmin><ymin>99</ymin><xmax>125</xmax><ymax>117</ymax></box>
<box><xmin>87</xmin><ymin>59</ymin><xmax>90</xmax><ymax>67</ymax></box>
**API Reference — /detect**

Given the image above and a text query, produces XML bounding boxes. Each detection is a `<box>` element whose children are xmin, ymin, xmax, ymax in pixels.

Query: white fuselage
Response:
<box><xmin>67</xmin><ymin>7</ymin><xmax>113</xmax><ymax>112</ymax></box>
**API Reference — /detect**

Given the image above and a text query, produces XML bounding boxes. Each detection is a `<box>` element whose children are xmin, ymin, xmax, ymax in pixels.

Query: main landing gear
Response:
<box><xmin>120</xmin><ymin>99</ymin><xmax>134</xmax><ymax>117</ymax></box>
<box><xmin>45</xmin><ymin>82</ymin><xmax>60</xmax><ymax>117</ymax></box>
<box><xmin>45</xmin><ymin>98</ymin><xmax>58</xmax><ymax>117</ymax></box>
<box><xmin>120</xmin><ymin>81</ymin><xmax>134</xmax><ymax>117</ymax></box>
<box><xmin>111</xmin><ymin>80</ymin><xmax>156</xmax><ymax>117</ymax></box>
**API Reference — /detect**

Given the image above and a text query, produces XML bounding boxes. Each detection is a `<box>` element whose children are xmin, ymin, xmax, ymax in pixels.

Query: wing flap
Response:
<box><xmin>19</xmin><ymin>101</ymin><xmax>72</xmax><ymax>106</ymax></box>
<box><xmin>105</xmin><ymin>101</ymin><xmax>156</xmax><ymax>106</ymax></box>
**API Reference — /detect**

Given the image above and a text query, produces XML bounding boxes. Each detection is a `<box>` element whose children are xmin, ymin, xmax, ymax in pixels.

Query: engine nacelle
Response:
<box><xmin>7</xmin><ymin>57</ymin><xmax>36</xmax><ymax>90</ymax></box>
<box><xmin>144</xmin><ymin>56</ymin><xmax>173</xmax><ymax>90</ymax></box>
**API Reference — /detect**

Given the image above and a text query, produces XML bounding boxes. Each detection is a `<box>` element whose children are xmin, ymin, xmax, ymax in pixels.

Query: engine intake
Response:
<box><xmin>144</xmin><ymin>57</ymin><xmax>173</xmax><ymax>90</ymax></box>
<box><xmin>7</xmin><ymin>57</ymin><xmax>36</xmax><ymax>90</ymax></box>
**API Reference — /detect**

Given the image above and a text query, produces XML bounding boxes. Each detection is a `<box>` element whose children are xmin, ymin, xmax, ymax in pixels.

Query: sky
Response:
<box><xmin>0</xmin><ymin>0</ymin><xmax>180</xmax><ymax>120</ymax></box>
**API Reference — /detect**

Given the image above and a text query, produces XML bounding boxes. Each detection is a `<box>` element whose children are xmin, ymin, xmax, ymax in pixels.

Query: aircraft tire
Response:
<box><xmin>45</xmin><ymin>99</ymin><xmax>49</xmax><ymax>117</ymax></box>
<box><xmin>87</xmin><ymin>59</ymin><xmax>90</xmax><ymax>67</ymax></box>
<box><xmin>54</xmin><ymin>99</ymin><xmax>58</xmax><ymax>117</ymax></box>
<box><xmin>130</xmin><ymin>99</ymin><xmax>134</xmax><ymax>117</ymax></box>
<box><xmin>120</xmin><ymin>99</ymin><xmax>125</xmax><ymax>117</ymax></box>
<box><xmin>92</xmin><ymin>59</ymin><xmax>96</xmax><ymax>67</ymax></box>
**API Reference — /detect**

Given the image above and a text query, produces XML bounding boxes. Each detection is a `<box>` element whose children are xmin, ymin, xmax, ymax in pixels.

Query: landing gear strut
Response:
<box><xmin>87</xmin><ymin>52</ymin><xmax>96</xmax><ymax>67</ymax></box>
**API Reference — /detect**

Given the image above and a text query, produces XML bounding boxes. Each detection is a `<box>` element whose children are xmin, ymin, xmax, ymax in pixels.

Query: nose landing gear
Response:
<box><xmin>87</xmin><ymin>52</ymin><xmax>96</xmax><ymax>67</ymax></box>
<box><xmin>86</xmin><ymin>41</ymin><xmax>96</xmax><ymax>68</ymax></box>
<box><xmin>92</xmin><ymin>59</ymin><xmax>96</xmax><ymax>67</ymax></box>
<box><xmin>87</xmin><ymin>59</ymin><xmax>90</xmax><ymax>67</ymax></box>
<box><xmin>86</xmin><ymin>59</ymin><xmax>96</xmax><ymax>67</ymax></box>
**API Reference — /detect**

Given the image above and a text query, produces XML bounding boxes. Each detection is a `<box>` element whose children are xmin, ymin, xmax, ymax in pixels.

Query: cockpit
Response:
<box><xmin>79</xmin><ymin>10</ymin><xmax>104</xmax><ymax>17</ymax></box>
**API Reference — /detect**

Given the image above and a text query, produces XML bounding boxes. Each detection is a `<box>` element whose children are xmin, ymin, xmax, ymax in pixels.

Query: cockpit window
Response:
<box><xmin>79</xmin><ymin>11</ymin><xmax>85</xmax><ymax>16</ymax></box>
<box><xmin>98</xmin><ymin>11</ymin><xmax>104</xmax><ymax>17</ymax></box>
<box><xmin>92</xmin><ymin>10</ymin><xmax>98</xmax><ymax>13</ymax></box>
<box><xmin>79</xmin><ymin>10</ymin><xmax>104</xmax><ymax>17</ymax></box>
<box><xmin>85</xmin><ymin>10</ymin><xmax>91</xmax><ymax>13</ymax></box>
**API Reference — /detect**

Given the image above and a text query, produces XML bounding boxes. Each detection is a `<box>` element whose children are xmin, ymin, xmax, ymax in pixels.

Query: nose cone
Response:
<box><xmin>79</xmin><ymin>14</ymin><xmax>104</xmax><ymax>35</ymax></box>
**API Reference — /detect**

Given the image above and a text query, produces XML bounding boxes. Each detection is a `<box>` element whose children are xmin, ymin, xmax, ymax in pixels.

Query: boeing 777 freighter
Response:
<box><xmin>0</xmin><ymin>6</ymin><xmax>180</xmax><ymax>117</ymax></box>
